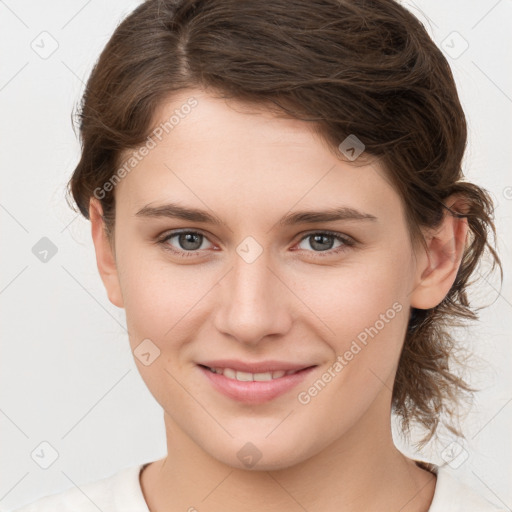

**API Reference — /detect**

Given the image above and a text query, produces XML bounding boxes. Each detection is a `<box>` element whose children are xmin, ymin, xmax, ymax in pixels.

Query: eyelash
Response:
<box><xmin>156</xmin><ymin>229</ymin><xmax>355</xmax><ymax>259</ymax></box>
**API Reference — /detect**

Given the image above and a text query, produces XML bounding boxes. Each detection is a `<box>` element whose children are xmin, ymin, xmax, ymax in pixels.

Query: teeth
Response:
<box><xmin>253</xmin><ymin>372</ymin><xmax>272</xmax><ymax>381</ymax></box>
<box><xmin>223</xmin><ymin>368</ymin><xmax>237</xmax><ymax>380</ymax></box>
<box><xmin>209</xmin><ymin>367</ymin><xmax>300</xmax><ymax>381</ymax></box>
<box><xmin>235</xmin><ymin>370</ymin><xmax>253</xmax><ymax>382</ymax></box>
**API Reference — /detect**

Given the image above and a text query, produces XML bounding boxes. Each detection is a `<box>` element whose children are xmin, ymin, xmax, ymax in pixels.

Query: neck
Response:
<box><xmin>140</xmin><ymin>393</ymin><xmax>436</xmax><ymax>512</ymax></box>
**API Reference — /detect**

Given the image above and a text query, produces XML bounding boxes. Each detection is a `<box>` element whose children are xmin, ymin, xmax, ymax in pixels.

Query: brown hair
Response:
<box><xmin>67</xmin><ymin>0</ymin><xmax>502</xmax><ymax>448</ymax></box>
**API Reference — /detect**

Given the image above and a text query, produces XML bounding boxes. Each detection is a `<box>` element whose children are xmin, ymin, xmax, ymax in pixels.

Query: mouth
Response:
<box><xmin>197</xmin><ymin>362</ymin><xmax>317</xmax><ymax>404</ymax></box>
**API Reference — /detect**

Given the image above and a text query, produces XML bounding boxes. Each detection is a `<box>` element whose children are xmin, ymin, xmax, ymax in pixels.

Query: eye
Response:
<box><xmin>157</xmin><ymin>229</ymin><xmax>355</xmax><ymax>259</ymax></box>
<box><xmin>158</xmin><ymin>230</ymin><xmax>214</xmax><ymax>258</ymax></box>
<box><xmin>295</xmin><ymin>231</ymin><xmax>354</xmax><ymax>256</ymax></box>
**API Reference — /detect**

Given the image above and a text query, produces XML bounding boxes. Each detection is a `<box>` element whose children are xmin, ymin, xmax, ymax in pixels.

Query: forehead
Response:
<box><xmin>115</xmin><ymin>89</ymin><xmax>403</xmax><ymax>225</ymax></box>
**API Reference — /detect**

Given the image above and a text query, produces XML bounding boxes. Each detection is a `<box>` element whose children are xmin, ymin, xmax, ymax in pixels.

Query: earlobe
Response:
<box><xmin>410</xmin><ymin>198</ymin><xmax>469</xmax><ymax>310</ymax></box>
<box><xmin>89</xmin><ymin>198</ymin><xmax>124</xmax><ymax>308</ymax></box>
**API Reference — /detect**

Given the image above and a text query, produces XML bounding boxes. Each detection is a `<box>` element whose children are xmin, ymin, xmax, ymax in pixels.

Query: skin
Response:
<box><xmin>90</xmin><ymin>88</ymin><xmax>468</xmax><ymax>512</ymax></box>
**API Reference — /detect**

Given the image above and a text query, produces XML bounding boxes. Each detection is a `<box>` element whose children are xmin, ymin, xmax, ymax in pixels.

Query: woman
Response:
<box><xmin>14</xmin><ymin>0</ymin><xmax>504</xmax><ymax>510</ymax></box>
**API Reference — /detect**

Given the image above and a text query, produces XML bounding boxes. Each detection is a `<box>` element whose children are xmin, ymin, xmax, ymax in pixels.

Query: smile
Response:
<box><xmin>197</xmin><ymin>363</ymin><xmax>317</xmax><ymax>404</ymax></box>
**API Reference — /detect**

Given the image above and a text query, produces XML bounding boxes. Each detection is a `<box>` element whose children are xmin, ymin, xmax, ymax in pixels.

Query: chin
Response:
<box><xmin>206</xmin><ymin>437</ymin><xmax>316</xmax><ymax>472</ymax></box>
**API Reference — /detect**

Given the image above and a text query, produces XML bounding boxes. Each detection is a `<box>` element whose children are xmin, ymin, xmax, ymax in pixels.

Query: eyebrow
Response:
<box><xmin>135</xmin><ymin>202</ymin><xmax>378</xmax><ymax>226</ymax></box>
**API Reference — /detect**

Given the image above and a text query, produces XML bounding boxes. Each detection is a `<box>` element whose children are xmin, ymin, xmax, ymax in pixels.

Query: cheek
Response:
<box><xmin>117</xmin><ymin>247</ymin><xmax>217</xmax><ymax>348</ymax></box>
<box><xmin>298</xmin><ymin>251</ymin><xmax>412</xmax><ymax>343</ymax></box>
<box><xmin>288</xmin><ymin>250</ymin><xmax>414</xmax><ymax>404</ymax></box>
<box><xmin>116</xmin><ymin>250</ymin><xmax>213</xmax><ymax>403</ymax></box>
<box><xmin>291</xmin><ymin>262</ymin><xmax>410</xmax><ymax>431</ymax></box>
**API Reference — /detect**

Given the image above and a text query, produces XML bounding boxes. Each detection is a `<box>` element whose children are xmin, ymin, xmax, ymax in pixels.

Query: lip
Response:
<box><xmin>198</xmin><ymin>363</ymin><xmax>317</xmax><ymax>404</ymax></box>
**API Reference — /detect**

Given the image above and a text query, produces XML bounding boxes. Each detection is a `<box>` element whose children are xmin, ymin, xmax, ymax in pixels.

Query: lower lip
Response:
<box><xmin>198</xmin><ymin>365</ymin><xmax>316</xmax><ymax>404</ymax></box>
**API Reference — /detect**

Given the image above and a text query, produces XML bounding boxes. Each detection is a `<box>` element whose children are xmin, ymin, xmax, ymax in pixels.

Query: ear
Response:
<box><xmin>89</xmin><ymin>198</ymin><xmax>124</xmax><ymax>308</ymax></box>
<box><xmin>409</xmin><ymin>195</ymin><xmax>469</xmax><ymax>310</ymax></box>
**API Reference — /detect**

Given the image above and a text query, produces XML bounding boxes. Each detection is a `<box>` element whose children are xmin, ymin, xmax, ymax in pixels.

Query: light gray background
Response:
<box><xmin>1</xmin><ymin>1</ymin><xmax>511</xmax><ymax>510</ymax></box>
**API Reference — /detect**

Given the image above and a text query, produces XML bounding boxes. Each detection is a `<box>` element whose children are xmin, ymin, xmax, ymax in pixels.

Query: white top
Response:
<box><xmin>11</xmin><ymin>460</ymin><xmax>507</xmax><ymax>512</ymax></box>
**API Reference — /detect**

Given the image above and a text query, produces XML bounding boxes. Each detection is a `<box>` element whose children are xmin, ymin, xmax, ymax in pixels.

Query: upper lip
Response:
<box><xmin>198</xmin><ymin>359</ymin><xmax>316</xmax><ymax>373</ymax></box>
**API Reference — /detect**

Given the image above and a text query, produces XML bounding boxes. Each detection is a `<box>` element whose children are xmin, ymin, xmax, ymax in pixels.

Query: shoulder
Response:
<box><xmin>10</xmin><ymin>463</ymin><xmax>150</xmax><ymax>512</ymax></box>
<box><xmin>429</xmin><ymin>464</ymin><xmax>507</xmax><ymax>512</ymax></box>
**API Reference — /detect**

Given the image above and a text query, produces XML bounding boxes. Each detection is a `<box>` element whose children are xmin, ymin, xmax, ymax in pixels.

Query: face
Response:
<box><xmin>94</xmin><ymin>88</ymin><xmax>428</xmax><ymax>470</ymax></box>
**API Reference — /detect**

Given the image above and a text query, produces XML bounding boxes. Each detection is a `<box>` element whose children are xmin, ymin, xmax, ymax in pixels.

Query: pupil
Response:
<box><xmin>311</xmin><ymin>234</ymin><xmax>333</xmax><ymax>251</ymax></box>
<box><xmin>180</xmin><ymin>233</ymin><xmax>201</xmax><ymax>250</ymax></box>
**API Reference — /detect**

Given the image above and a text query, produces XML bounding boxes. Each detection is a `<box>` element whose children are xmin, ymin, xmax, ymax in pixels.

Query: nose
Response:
<box><xmin>213</xmin><ymin>244</ymin><xmax>293</xmax><ymax>345</ymax></box>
